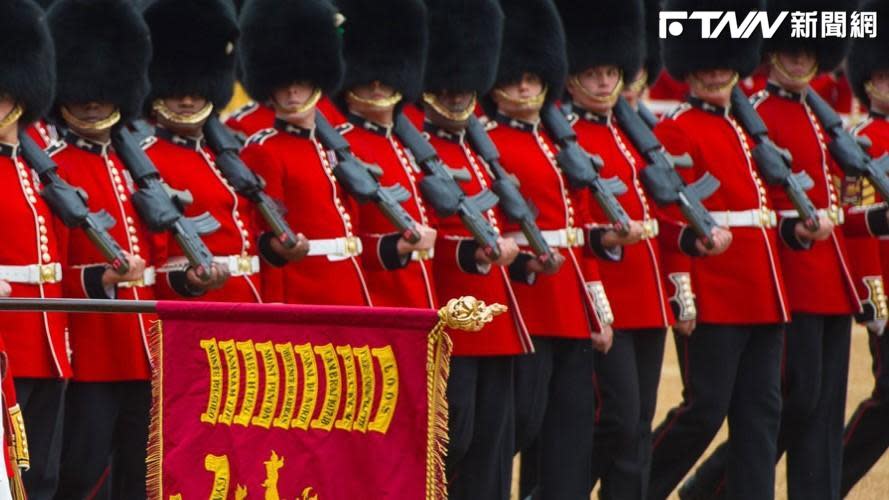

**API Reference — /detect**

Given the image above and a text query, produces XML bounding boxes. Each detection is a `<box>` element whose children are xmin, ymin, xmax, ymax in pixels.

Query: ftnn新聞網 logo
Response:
<box><xmin>659</xmin><ymin>11</ymin><xmax>878</xmax><ymax>39</ymax></box>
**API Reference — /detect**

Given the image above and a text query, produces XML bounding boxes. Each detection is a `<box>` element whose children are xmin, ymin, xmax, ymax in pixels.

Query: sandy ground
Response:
<box><xmin>510</xmin><ymin>324</ymin><xmax>889</xmax><ymax>499</ymax></box>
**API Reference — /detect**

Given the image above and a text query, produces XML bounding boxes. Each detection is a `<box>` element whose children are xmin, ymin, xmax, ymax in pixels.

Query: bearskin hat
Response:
<box><xmin>424</xmin><ymin>0</ymin><xmax>503</xmax><ymax>95</ymax></box>
<box><xmin>335</xmin><ymin>0</ymin><xmax>428</xmax><ymax>102</ymax></box>
<box><xmin>848</xmin><ymin>0</ymin><xmax>889</xmax><ymax>104</ymax></box>
<box><xmin>644</xmin><ymin>0</ymin><xmax>664</xmax><ymax>84</ymax></box>
<box><xmin>142</xmin><ymin>0</ymin><xmax>239</xmax><ymax>112</ymax></box>
<box><xmin>662</xmin><ymin>0</ymin><xmax>765</xmax><ymax>80</ymax></box>
<box><xmin>240</xmin><ymin>0</ymin><xmax>344</xmax><ymax>102</ymax></box>
<box><xmin>555</xmin><ymin>0</ymin><xmax>645</xmax><ymax>81</ymax></box>
<box><xmin>763</xmin><ymin>0</ymin><xmax>852</xmax><ymax>73</ymax></box>
<box><xmin>494</xmin><ymin>0</ymin><xmax>567</xmax><ymax>103</ymax></box>
<box><xmin>47</xmin><ymin>0</ymin><xmax>151</xmax><ymax>122</ymax></box>
<box><xmin>0</xmin><ymin>0</ymin><xmax>55</xmax><ymax>125</ymax></box>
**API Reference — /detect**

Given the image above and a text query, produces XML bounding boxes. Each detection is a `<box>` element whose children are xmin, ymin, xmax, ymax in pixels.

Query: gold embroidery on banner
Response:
<box><xmin>293</xmin><ymin>343</ymin><xmax>319</xmax><ymax>430</ymax></box>
<box><xmin>369</xmin><ymin>346</ymin><xmax>399</xmax><ymax>434</ymax></box>
<box><xmin>353</xmin><ymin>346</ymin><xmax>375</xmax><ymax>433</ymax></box>
<box><xmin>273</xmin><ymin>343</ymin><xmax>299</xmax><ymax>430</ymax></box>
<box><xmin>235</xmin><ymin>485</ymin><xmax>248</xmax><ymax>500</ymax></box>
<box><xmin>218</xmin><ymin>340</ymin><xmax>240</xmax><ymax>425</ymax></box>
<box><xmin>335</xmin><ymin>345</ymin><xmax>358</xmax><ymax>431</ymax></box>
<box><xmin>204</xmin><ymin>454</ymin><xmax>231</xmax><ymax>500</ymax></box>
<box><xmin>234</xmin><ymin>340</ymin><xmax>259</xmax><ymax>427</ymax></box>
<box><xmin>262</xmin><ymin>451</ymin><xmax>285</xmax><ymax>500</ymax></box>
<box><xmin>252</xmin><ymin>341</ymin><xmax>280</xmax><ymax>429</ymax></box>
<box><xmin>311</xmin><ymin>344</ymin><xmax>342</xmax><ymax>431</ymax></box>
<box><xmin>200</xmin><ymin>339</ymin><xmax>223</xmax><ymax>424</ymax></box>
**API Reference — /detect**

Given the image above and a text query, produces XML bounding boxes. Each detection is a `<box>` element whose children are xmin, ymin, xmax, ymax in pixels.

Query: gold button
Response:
<box><xmin>40</xmin><ymin>226</ymin><xmax>47</xmax><ymax>235</ymax></box>
<box><xmin>42</xmin><ymin>252</ymin><xmax>51</xmax><ymax>262</ymax></box>
<box><xmin>28</xmin><ymin>196</ymin><xmax>37</xmax><ymax>204</ymax></box>
<box><xmin>244</xmin><ymin>240</ymin><xmax>251</xmax><ymax>249</ymax></box>
<box><xmin>132</xmin><ymin>244</ymin><xmax>141</xmax><ymax>254</ymax></box>
<box><xmin>118</xmin><ymin>195</ymin><xmax>127</xmax><ymax>202</ymax></box>
<box><xmin>40</xmin><ymin>244</ymin><xmax>49</xmax><ymax>253</ymax></box>
<box><xmin>38</xmin><ymin>215</ymin><xmax>46</xmax><ymax>223</ymax></box>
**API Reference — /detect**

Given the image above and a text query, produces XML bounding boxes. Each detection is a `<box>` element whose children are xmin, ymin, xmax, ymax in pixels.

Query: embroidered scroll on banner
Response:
<box><xmin>146</xmin><ymin>300</ymin><xmax>477</xmax><ymax>500</ymax></box>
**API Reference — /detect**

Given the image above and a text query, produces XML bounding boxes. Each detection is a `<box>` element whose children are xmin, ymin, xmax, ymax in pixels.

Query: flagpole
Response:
<box><xmin>0</xmin><ymin>298</ymin><xmax>158</xmax><ymax>314</ymax></box>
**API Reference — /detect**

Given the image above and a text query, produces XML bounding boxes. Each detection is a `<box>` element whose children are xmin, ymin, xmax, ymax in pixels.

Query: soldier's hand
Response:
<box><xmin>186</xmin><ymin>263</ymin><xmax>230</xmax><ymax>291</ymax></box>
<box><xmin>794</xmin><ymin>215</ymin><xmax>834</xmax><ymax>242</ymax></box>
<box><xmin>674</xmin><ymin>319</ymin><xmax>696</xmax><ymax>336</ymax></box>
<box><xmin>397</xmin><ymin>225</ymin><xmax>437</xmax><ymax>255</ymax></box>
<box><xmin>476</xmin><ymin>237</ymin><xmax>520</xmax><ymax>267</ymax></box>
<box><xmin>0</xmin><ymin>280</ymin><xmax>10</xmax><ymax>298</ymax></box>
<box><xmin>101</xmin><ymin>253</ymin><xmax>146</xmax><ymax>288</ymax></box>
<box><xmin>526</xmin><ymin>251</ymin><xmax>565</xmax><ymax>275</ymax></box>
<box><xmin>697</xmin><ymin>227</ymin><xmax>732</xmax><ymax>256</ymax></box>
<box><xmin>592</xmin><ymin>325</ymin><xmax>614</xmax><ymax>353</ymax></box>
<box><xmin>601</xmin><ymin>220</ymin><xmax>645</xmax><ymax>248</ymax></box>
<box><xmin>272</xmin><ymin>233</ymin><xmax>310</xmax><ymax>262</ymax></box>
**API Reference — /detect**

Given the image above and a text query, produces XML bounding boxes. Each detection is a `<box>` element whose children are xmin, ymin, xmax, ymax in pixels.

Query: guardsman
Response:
<box><xmin>413</xmin><ymin>0</ymin><xmax>550</xmax><ymax>497</ymax></box>
<box><xmin>225</xmin><ymin>100</ymin><xmax>275</xmax><ymax>141</ymax></box>
<box><xmin>141</xmin><ymin>0</ymin><xmax>306</xmax><ymax>303</ymax></box>
<box><xmin>482</xmin><ymin>0</ymin><xmax>614</xmax><ymax>497</ymax></box>
<box><xmin>44</xmin><ymin>0</ymin><xmax>159</xmax><ymax>496</ymax></box>
<box><xmin>331</xmin><ymin>0</ymin><xmax>439</xmax><ymax>309</ymax></box>
<box><xmin>237</xmin><ymin>0</ymin><xmax>374</xmax><ymax>306</ymax></box>
<box><xmin>645</xmin><ymin>0</ymin><xmax>793</xmax><ymax>498</ymax></box>
<box><xmin>841</xmin><ymin>1</ymin><xmax>889</xmax><ymax>493</ymax></box>
<box><xmin>0</xmin><ymin>2</ymin><xmax>70</xmax><ymax>498</ymax></box>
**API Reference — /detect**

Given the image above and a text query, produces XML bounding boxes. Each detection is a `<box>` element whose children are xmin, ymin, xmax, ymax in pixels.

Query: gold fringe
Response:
<box><xmin>426</xmin><ymin>297</ymin><xmax>506</xmax><ymax>499</ymax></box>
<box><xmin>146</xmin><ymin>320</ymin><xmax>164</xmax><ymax>500</ymax></box>
<box><xmin>8</xmin><ymin>454</ymin><xmax>25</xmax><ymax>500</ymax></box>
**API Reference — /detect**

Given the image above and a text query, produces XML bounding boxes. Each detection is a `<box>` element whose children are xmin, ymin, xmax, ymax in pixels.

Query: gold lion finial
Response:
<box><xmin>437</xmin><ymin>296</ymin><xmax>507</xmax><ymax>332</ymax></box>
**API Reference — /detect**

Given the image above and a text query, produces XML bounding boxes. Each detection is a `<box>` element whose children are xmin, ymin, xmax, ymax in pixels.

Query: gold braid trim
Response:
<box><xmin>0</xmin><ymin>105</ymin><xmax>23</xmax><ymax>130</ymax></box>
<box><xmin>152</xmin><ymin>100</ymin><xmax>215</xmax><ymax>126</ymax></box>
<box><xmin>346</xmin><ymin>90</ymin><xmax>403</xmax><ymax>109</ymax></box>
<box><xmin>60</xmin><ymin>106</ymin><xmax>121</xmax><ymax>132</ymax></box>
<box><xmin>271</xmin><ymin>88</ymin><xmax>323</xmax><ymax>115</ymax></box>
<box><xmin>770</xmin><ymin>54</ymin><xmax>818</xmax><ymax>84</ymax></box>
<box><xmin>146</xmin><ymin>320</ymin><xmax>164</xmax><ymax>500</ymax></box>
<box><xmin>422</xmin><ymin>93</ymin><xmax>477</xmax><ymax>122</ymax></box>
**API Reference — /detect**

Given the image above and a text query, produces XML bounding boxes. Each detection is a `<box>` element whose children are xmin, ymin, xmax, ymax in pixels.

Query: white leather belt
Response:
<box><xmin>117</xmin><ymin>266</ymin><xmax>156</xmax><ymax>288</ymax></box>
<box><xmin>160</xmin><ymin>255</ymin><xmax>260</xmax><ymax>277</ymax></box>
<box><xmin>411</xmin><ymin>248</ymin><xmax>434</xmax><ymax>261</ymax></box>
<box><xmin>777</xmin><ymin>207</ymin><xmax>845</xmax><ymax>225</ymax></box>
<box><xmin>710</xmin><ymin>209</ymin><xmax>777</xmax><ymax>228</ymax></box>
<box><xmin>506</xmin><ymin>227</ymin><xmax>586</xmax><ymax>248</ymax></box>
<box><xmin>307</xmin><ymin>236</ymin><xmax>363</xmax><ymax>262</ymax></box>
<box><xmin>0</xmin><ymin>263</ymin><xmax>62</xmax><ymax>284</ymax></box>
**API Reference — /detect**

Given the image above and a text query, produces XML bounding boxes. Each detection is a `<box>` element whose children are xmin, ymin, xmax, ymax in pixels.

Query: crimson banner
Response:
<box><xmin>147</xmin><ymin>301</ymin><xmax>452</xmax><ymax>500</ymax></box>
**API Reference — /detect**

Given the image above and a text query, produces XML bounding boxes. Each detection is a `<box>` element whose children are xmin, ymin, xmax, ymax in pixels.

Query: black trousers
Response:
<box><xmin>15</xmin><ymin>378</ymin><xmax>66</xmax><ymax>500</ymax></box>
<box><xmin>592</xmin><ymin>328</ymin><xmax>667</xmax><ymax>500</ymax></box>
<box><xmin>446</xmin><ymin>355</ymin><xmax>515</xmax><ymax>500</ymax></box>
<box><xmin>647</xmin><ymin>323</ymin><xmax>783</xmax><ymax>500</ymax></box>
<box><xmin>515</xmin><ymin>337</ymin><xmax>595</xmax><ymax>500</ymax></box>
<box><xmin>54</xmin><ymin>381</ymin><xmax>151</xmax><ymax>500</ymax></box>
<box><xmin>680</xmin><ymin>314</ymin><xmax>852</xmax><ymax>500</ymax></box>
<box><xmin>842</xmin><ymin>326</ymin><xmax>889</xmax><ymax>496</ymax></box>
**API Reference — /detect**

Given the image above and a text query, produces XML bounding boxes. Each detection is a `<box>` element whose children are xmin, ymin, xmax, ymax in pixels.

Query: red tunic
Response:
<box><xmin>486</xmin><ymin>114</ymin><xmax>609</xmax><ymax>338</ymax></box>
<box><xmin>336</xmin><ymin>113</ymin><xmax>437</xmax><ymax>309</ymax></box>
<box><xmin>570</xmin><ymin>109</ymin><xmax>675</xmax><ymax>329</ymax></box>
<box><xmin>654</xmin><ymin>99</ymin><xmax>790</xmax><ymax>325</ymax></box>
<box><xmin>240</xmin><ymin>119</ymin><xmax>372</xmax><ymax>306</ymax></box>
<box><xmin>750</xmin><ymin>85</ymin><xmax>859</xmax><ymax>315</ymax></box>
<box><xmin>0</xmin><ymin>144</ymin><xmax>69</xmax><ymax>379</ymax></box>
<box><xmin>144</xmin><ymin>128</ymin><xmax>262</xmax><ymax>303</ymax></box>
<box><xmin>225</xmin><ymin>101</ymin><xmax>275</xmax><ymax>140</ymax></box>
<box><xmin>50</xmin><ymin>133</ymin><xmax>154</xmax><ymax>381</ymax></box>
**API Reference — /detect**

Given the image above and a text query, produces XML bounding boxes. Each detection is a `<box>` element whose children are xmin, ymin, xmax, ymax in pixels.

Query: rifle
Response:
<box><xmin>637</xmin><ymin>101</ymin><xmax>659</xmax><ymax>130</ymax></box>
<box><xmin>540</xmin><ymin>103</ymin><xmax>632</xmax><ymax>235</ymax></box>
<box><xmin>19</xmin><ymin>132</ymin><xmax>130</xmax><ymax>274</ymax></box>
<box><xmin>612</xmin><ymin>97</ymin><xmax>720</xmax><ymax>246</ymax></box>
<box><xmin>393</xmin><ymin>114</ymin><xmax>502</xmax><ymax>259</ymax></box>
<box><xmin>313</xmin><ymin>113</ymin><xmax>421</xmax><ymax>243</ymax></box>
<box><xmin>729</xmin><ymin>86</ymin><xmax>819</xmax><ymax>230</ymax></box>
<box><xmin>805</xmin><ymin>88</ymin><xmax>889</xmax><ymax>201</ymax></box>
<box><xmin>111</xmin><ymin>125</ymin><xmax>220</xmax><ymax>280</ymax></box>
<box><xmin>465</xmin><ymin>115</ymin><xmax>557</xmax><ymax>267</ymax></box>
<box><xmin>203</xmin><ymin>115</ymin><xmax>298</xmax><ymax>249</ymax></box>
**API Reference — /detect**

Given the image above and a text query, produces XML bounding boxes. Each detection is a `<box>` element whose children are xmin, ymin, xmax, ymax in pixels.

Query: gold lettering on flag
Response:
<box><xmin>369</xmin><ymin>346</ymin><xmax>399</xmax><ymax>434</ymax></box>
<box><xmin>234</xmin><ymin>340</ymin><xmax>258</xmax><ymax>427</ymax></box>
<box><xmin>253</xmin><ymin>341</ymin><xmax>280</xmax><ymax>429</ymax></box>
<box><xmin>204</xmin><ymin>454</ymin><xmax>231</xmax><ymax>500</ymax></box>
<box><xmin>335</xmin><ymin>345</ymin><xmax>358</xmax><ymax>431</ymax></box>
<box><xmin>352</xmin><ymin>345</ymin><xmax>375</xmax><ymax>433</ymax></box>
<box><xmin>218</xmin><ymin>340</ymin><xmax>239</xmax><ymax>425</ymax></box>
<box><xmin>273</xmin><ymin>342</ymin><xmax>298</xmax><ymax>430</ymax></box>
<box><xmin>311</xmin><ymin>343</ymin><xmax>341</xmax><ymax>431</ymax></box>
<box><xmin>200</xmin><ymin>339</ymin><xmax>223</xmax><ymax>424</ymax></box>
<box><xmin>293</xmin><ymin>343</ymin><xmax>319</xmax><ymax>430</ymax></box>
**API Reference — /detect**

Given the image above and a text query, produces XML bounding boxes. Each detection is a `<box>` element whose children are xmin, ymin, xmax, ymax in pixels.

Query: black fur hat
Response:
<box><xmin>48</xmin><ymin>0</ymin><xmax>151</xmax><ymax>122</ymax></box>
<box><xmin>142</xmin><ymin>0</ymin><xmax>239</xmax><ymax>112</ymax></box>
<box><xmin>240</xmin><ymin>0</ymin><xmax>344</xmax><ymax>102</ymax></box>
<box><xmin>662</xmin><ymin>0</ymin><xmax>765</xmax><ymax>80</ymax></box>
<box><xmin>644</xmin><ymin>0</ymin><xmax>663</xmax><ymax>84</ymax></box>
<box><xmin>848</xmin><ymin>0</ymin><xmax>889</xmax><ymax>105</ymax></box>
<box><xmin>556</xmin><ymin>0</ymin><xmax>645</xmax><ymax>80</ymax></box>
<box><xmin>495</xmin><ymin>0</ymin><xmax>567</xmax><ymax>103</ymax></box>
<box><xmin>0</xmin><ymin>0</ymin><xmax>55</xmax><ymax>125</ymax></box>
<box><xmin>336</xmin><ymin>0</ymin><xmax>428</xmax><ymax>102</ymax></box>
<box><xmin>763</xmin><ymin>0</ymin><xmax>852</xmax><ymax>73</ymax></box>
<box><xmin>424</xmin><ymin>0</ymin><xmax>503</xmax><ymax>95</ymax></box>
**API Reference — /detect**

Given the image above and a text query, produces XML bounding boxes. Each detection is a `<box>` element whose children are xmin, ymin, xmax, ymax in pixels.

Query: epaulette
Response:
<box><xmin>665</xmin><ymin>102</ymin><xmax>692</xmax><ymax>120</ymax></box>
<box><xmin>44</xmin><ymin>140</ymin><xmax>67</xmax><ymax>158</ymax></box>
<box><xmin>245</xmin><ymin>128</ymin><xmax>278</xmax><ymax>147</ymax></box>
<box><xmin>335</xmin><ymin>122</ymin><xmax>354</xmax><ymax>135</ymax></box>
<box><xmin>750</xmin><ymin>89</ymin><xmax>770</xmax><ymax>109</ymax></box>
<box><xmin>850</xmin><ymin>117</ymin><xmax>873</xmax><ymax>137</ymax></box>
<box><xmin>228</xmin><ymin>101</ymin><xmax>259</xmax><ymax>121</ymax></box>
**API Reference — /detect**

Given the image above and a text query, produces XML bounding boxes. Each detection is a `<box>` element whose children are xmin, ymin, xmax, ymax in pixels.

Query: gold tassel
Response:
<box><xmin>425</xmin><ymin>297</ymin><xmax>506</xmax><ymax>499</ymax></box>
<box><xmin>146</xmin><ymin>320</ymin><xmax>164</xmax><ymax>500</ymax></box>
